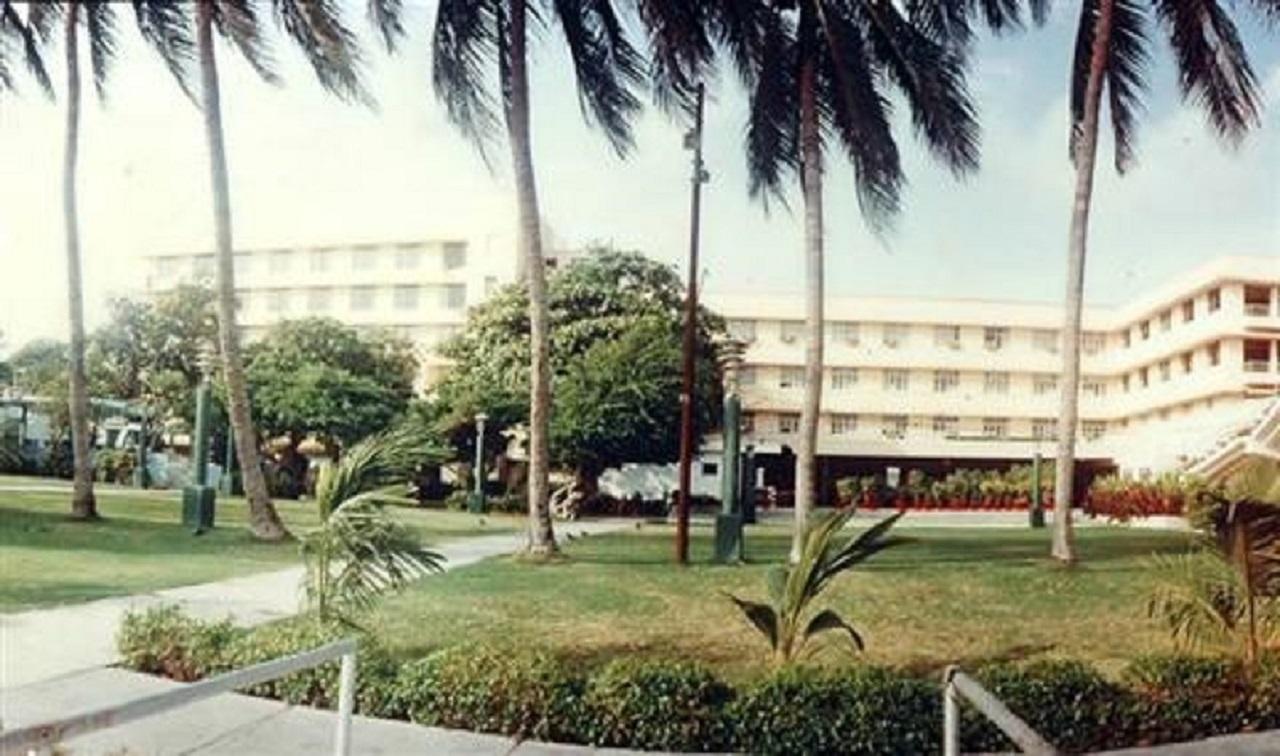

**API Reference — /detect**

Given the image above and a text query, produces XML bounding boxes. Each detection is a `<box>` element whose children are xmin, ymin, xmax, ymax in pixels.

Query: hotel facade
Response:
<box><xmin>700</xmin><ymin>256</ymin><xmax>1279</xmax><ymax>500</ymax></box>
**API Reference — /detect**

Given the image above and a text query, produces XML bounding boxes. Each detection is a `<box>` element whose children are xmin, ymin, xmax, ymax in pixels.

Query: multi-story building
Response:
<box><xmin>142</xmin><ymin>239</ymin><xmax>512</xmax><ymax>388</ymax></box>
<box><xmin>702</xmin><ymin>256</ymin><xmax>1279</xmax><ymax>500</ymax></box>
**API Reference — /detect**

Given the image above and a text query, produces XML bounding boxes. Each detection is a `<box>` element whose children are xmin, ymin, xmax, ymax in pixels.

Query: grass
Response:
<box><xmin>368</xmin><ymin>521</ymin><xmax>1199</xmax><ymax>680</ymax></box>
<box><xmin>0</xmin><ymin>476</ymin><xmax>522</xmax><ymax>612</ymax></box>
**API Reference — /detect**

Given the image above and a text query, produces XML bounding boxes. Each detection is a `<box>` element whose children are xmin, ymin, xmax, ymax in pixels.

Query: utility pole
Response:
<box><xmin>676</xmin><ymin>83</ymin><xmax>708</xmax><ymax>565</ymax></box>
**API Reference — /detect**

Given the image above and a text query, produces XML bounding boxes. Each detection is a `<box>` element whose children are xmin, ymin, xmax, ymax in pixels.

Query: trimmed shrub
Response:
<box><xmin>580</xmin><ymin>659</ymin><xmax>733</xmax><ymax>751</ymax></box>
<box><xmin>1124</xmin><ymin>654</ymin><xmax>1262</xmax><ymax>744</ymax></box>
<box><xmin>730</xmin><ymin>667</ymin><xmax>939</xmax><ymax>755</ymax></box>
<box><xmin>395</xmin><ymin>646</ymin><xmax>584</xmax><ymax>743</ymax></box>
<box><xmin>117</xmin><ymin>605</ymin><xmax>238</xmax><ymax>682</ymax></box>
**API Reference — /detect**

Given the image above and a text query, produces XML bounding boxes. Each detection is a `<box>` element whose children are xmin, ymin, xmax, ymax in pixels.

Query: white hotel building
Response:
<box><xmin>704</xmin><ymin>256</ymin><xmax>1279</xmax><ymax>501</ymax></box>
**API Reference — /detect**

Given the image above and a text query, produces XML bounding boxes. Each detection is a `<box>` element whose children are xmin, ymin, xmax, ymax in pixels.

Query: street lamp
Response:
<box><xmin>469</xmin><ymin>412</ymin><xmax>489</xmax><ymax>514</ymax></box>
<box><xmin>181</xmin><ymin>344</ymin><xmax>217</xmax><ymax>534</ymax></box>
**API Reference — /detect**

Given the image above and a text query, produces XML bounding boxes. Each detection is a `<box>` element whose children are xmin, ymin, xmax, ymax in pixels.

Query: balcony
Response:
<box><xmin>1244</xmin><ymin>360</ymin><xmax>1272</xmax><ymax>373</ymax></box>
<box><xmin>1245</xmin><ymin>302</ymin><xmax>1272</xmax><ymax>317</ymax></box>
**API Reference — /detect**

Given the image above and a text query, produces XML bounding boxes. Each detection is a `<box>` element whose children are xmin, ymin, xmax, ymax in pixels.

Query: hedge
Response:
<box><xmin>119</xmin><ymin>606</ymin><xmax>1280</xmax><ymax>754</ymax></box>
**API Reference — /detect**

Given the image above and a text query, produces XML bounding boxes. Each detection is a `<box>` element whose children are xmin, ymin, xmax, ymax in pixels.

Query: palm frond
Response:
<box><xmin>367</xmin><ymin>0</ymin><xmax>405</xmax><ymax>52</ymax></box>
<box><xmin>0</xmin><ymin>1</ymin><xmax>53</xmax><ymax>96</ymax></box>
<box><xmin>1069</xmin><ymin>0</ymin><xmax>1150</xmax><ymax>172</ymax></box>
<box><xmin>804</xmin><ymin>607</ymin><xmax>864</xmax><ymax>651</ymax></box>
<box><xmin>551</xmin><ymin>0</ymin><xmax>645</xmax><ymax>156</ymax></box>
<box><xmin>727</xmin><ymin>593</ymin><xmax>779</xmax><ymax>651</ymax></box>
<box><xmin>1147</xmin><ymin>552</ymin><xmax>1246</xmax><ymax>651</ymax></box>
<box><xmin>84</xmin><ymin>1</ymin><xmax>119</xmax><ymax>102</ymax></box>
<box><xmin>432</xmin><ymin>0</ymin><xmax>501</xmax><ymax>157</ymax></box>
<box><xmin>212</xmin><ymin>0</ymin><xmax>280</xmax><ymax>85</ymax></box>
<box><xmin>743</xmin><ymin>7</ymin><xmax>798</xmax><ymax>204</ymax></box>
<box><xmin>632</xmin><ymin>0</ymin><xmax>714</xmax><ymax>111</ymax></box>
<box><xmin>1154</xmin><ymin>0</ymin><xmax>1261</xmax><ymax>144</ymax></box>
<box><xmin>132</xmin><ymin>0</ymin><xmax>196</xmax><ymax>103</ymax></box>
<box><xmin>271</xmin><ymin>0</ymin><xmax>371</xmax><ymax>105</ymax></box>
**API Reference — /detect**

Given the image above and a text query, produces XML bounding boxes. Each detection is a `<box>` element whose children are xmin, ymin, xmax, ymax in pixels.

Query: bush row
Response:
<box><xmin>118</xmin><ymin>607</ymin><xmax>1280</xmax><ymax>754</ymax></box>
<box><xmin>837</xmin><ymin>466</ymin><xmax>1055</xmax><ymax>511</ymax></box>
<box><xmin>1085</xmin><ymin>472</ymin><xmax>1216</xmax><ymax>520</ymax></box>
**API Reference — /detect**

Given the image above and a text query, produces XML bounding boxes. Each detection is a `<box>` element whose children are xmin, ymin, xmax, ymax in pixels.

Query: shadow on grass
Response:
<box><xmin>898</xmin><ymin>643</ymin><xmax>1060</xmax><ymax>678</ymax></box>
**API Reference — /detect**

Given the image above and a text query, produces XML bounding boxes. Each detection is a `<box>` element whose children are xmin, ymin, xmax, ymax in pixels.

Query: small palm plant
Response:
<box><xmin>1147</xmin><ymin>460</ymin><xmax>1280</xmax><ymax>672</ymax></box>
<box><xmin>729</xmin><ymin>510</ymin><xmax>903</xmax><ymax>664</ymax></box>
<box><xmin>301</xmin><ymin>431</ymin><xmax>446</xmax><ymax>624</ymax></box>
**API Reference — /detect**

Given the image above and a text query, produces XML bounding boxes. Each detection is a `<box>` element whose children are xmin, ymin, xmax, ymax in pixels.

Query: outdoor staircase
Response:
<box><xmin>1185</xmin><ymin>395</ymin><xmax>1280</xmax><ymax>482</ymax></box>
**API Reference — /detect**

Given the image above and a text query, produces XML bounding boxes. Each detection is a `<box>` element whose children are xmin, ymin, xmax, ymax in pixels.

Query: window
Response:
<box><xmin>1082</xmin><ymin>421</ymin><xmax>1106</xmax><ymax>441</ymax></box>
<box><xmin>741</xmin><ymin>412</ymin><xmax>755</xmax><ymax>434</ymax></box>
<box><xmin>351</xmin><ymin>250</ymin><xmax>377</xmax><ymax>272</ymax></box>
<box><xmin>395</xmin><ymin>249</ymin><xmax>421</xmax><ymax>270</ymax></box>
<box><xmin>484</xmin><ymin>276</ymin><xmax>499</xmax><ymax>296</ymax></box>
<box><xmin>307</xmin><ymin>288</ymin><xmax>332</xmax><ymax>313</ymax></box>
<box><xmin>156</xmin><ymin>257</ymin><xmax>180</xmax><ymax>277</ymax></box>
<box><xmin>933</xmin><ymin>370</ymin><xmax>959</xmax><ymax>393</ymax></box>
<box><xmin>1182</xmin><ymin>299</ymin><xmax>1195</xmax><ymax>322</ymax></box>
<box><xmin>1033</xmin><ymin>374</ymin><xmax>1058</xmax><ymax>395</ymax></box>
<box><xmin>738</xmin><ymin>367</ymin><xmax>756</xmax><ymax>387</ymax></box>
<box><xmin>830</xmin><ymin>414</ymin><xmax>857</xmax><ymax>435</ymax></box>
<box><xmin>1139</xmin><ymin>366</ymin><xmax>1149</xmax><ymax>388</ymax></box>
<box><xmin>1121</xmin><ymin>330</ymin><xmax>1131</xmax><ymax>348</ymax></box>
<box><xmin>1032</xmin><ymin>329</ymin><xmax>1059</xmax><ymax>353</ymax></box>
<box><xmin>981</xmin><ymin>417</ymin><xmax>1008</xmax><ymax>439</ymax></box>
<box><xmin>443</xmin><ymin>242</ymin><xmax>467</xmax><ymax>270</ymax></box>
<box><xmin>1159</xmin><ymin>310</ymin><xmax>1172</xmax><ymax>331</ymax></box>
<box><xmin>1139</xmin><ymin>320</ymin><xmax>1150</xmax><ymax>340</ymax></box>
<box><xmin>1032</xmin><ymin>418</ymin><xmax>1057</xmax><ymax>440</ymax></box>
<box><xmin>830</xmin><ymin>321</ymin><xmax>859</xmax><ymax>345</ymax></box>
<box><xmin>1208</xmin><ymin>341</ymin><xmax>1221</xmax><ymax>366</ymax></box>
<box><xmin>931</xmin><ymin>416</ymin><xmax>958</xmax><ymax>436</ymax></box>
<box><xmin>1122</xmin><ymin>374</ymin><xmax>1131</xmax><ymax>393</ymax></box>
<box><xmin>728</xmin><ymin>319</ymin><xmax>757</xmax><ymax>344</ymax></box>
<box><xmin>983</xmin><ymin>326</ymin><xmax>1007</xmax><ymax>351</ymax></box>
<box><xmin>882</xmin><ymin>415</ymin><xmax>908</xmax><ymax>440</ymax></box>
<box><xmin>883</xmin><ymin>369</ymin><xmax>909</xmax><ymax>392</ymax></box>
<box><xmin>701</xmin><ymin>462</ymin><xmax>719</xmax><ymax>477</ymax></box>
<box><xmin>1180</xmin><ymin>352</ymin><xmax>1193</xmax><ymax>374</ymax></box>
<box><xmin>1083</xmin><ymin>378</ymin><xmax>1106</xmax><ymax>397</ymax></box>
<box><xmin>193</xmin><ymin>255</ymin><xmax>214</xmax><ymax>280</ymax></box>
<box><xmin>266</xmin><ymin>289</ymin><xmax>289</xmax><ymax>313</ymax></box>
<box><xmin>882</xmin><ymin>323</ymin><xmax>908</xmax><ymax>348</ymax></box>
<box><xmin>443</xmin><ymin>284</ymin><xmax>466</xmax><ymax>310</ymax></box>
<box><xmin>1208</xmin><ymin>288</ymin><xmax>1221</xmax><ymax>312</ymax></box>
<box><xmin>934</xmin><ymin>325</ymin><xmax>962</xmax><ymax>350</ymax></box>
<box><xmin>1082</xmin><ymin>332</ymin><xmax>1105</xmax><ymax>355</ymax></box>
<box><xmin>831</xmin><ymin>368</ymin><xmax>858</xmax><ymax>390</ymax></box>
<box><xmin>309</xmin><ymin>250</ymin><xmax>331</xmax><ymax>273</ymax></box>
<box><xmin>268</xmin><ymin>250</ymin><xmax>292</xmax><ymax>274</ymax></box>
<box><xmin>1159</xmin><ymin>360</ymin><xmax>1171</xmax><ymax>382</ymax></box>
<box><xmin>984</xmin><ymin>371</ymin><xmax>1009</xmax><ymax>395</ymax></box>
<box><xmin>779</xmin><ymin>321</ymin><xmax>803</xmax><ymax>344</ymax></box>
<box><xmin>350</xmin><ymin>286</ymin><xmax>376</xmax><ymax>311</ymax></box>
<box><xmin>778</xmin><ymin>413</ymin><xmax>800</xmax><ymax>434</ymax></box>
<box><xmin>393</xmin><ymin>285</ymin><xmax>419</xmax><ymax>310</ymax></box>
<box><xmin>779</xmin><ymin>367</ymin><xmax>806</xmax><ymax>389</ymax></box>
<box><xmin>233</xmin><ymin>254</ymin><xmax>252</xmax><ymax>278</ymax></box>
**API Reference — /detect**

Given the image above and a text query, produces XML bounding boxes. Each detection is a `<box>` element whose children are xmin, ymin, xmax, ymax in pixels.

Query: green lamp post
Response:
<box><xmin>1029</xmin><ymin>451</ymin><xmax>1046</xmax><ymax>528</ymax></box>
<box><xmin>181</xmin><ymin>346</ymin><xmax>217</xmax><ymax>534</ymax></box>
<box><xmin>468</xmin><ymin>412</ymin><xmax>489</xmax><ymax>514</ymax></box>
<box><xmin>714</xmin><ymin>338</ymin><xmax>746</xmax><ymax>563</ymax></box>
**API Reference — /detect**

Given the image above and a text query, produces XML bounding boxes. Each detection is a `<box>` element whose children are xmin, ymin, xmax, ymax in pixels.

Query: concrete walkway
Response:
<box><xmin>2</xmin><ymin>667</ymin><xmax>655</xmax><ymax>755</ymax></box>
<box><xmin>0</xmin><ymin>521</ymin><xmax>625</xmax><ymax>691</ymax></box>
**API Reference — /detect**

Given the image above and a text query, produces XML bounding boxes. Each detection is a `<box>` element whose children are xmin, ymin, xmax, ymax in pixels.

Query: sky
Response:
<box><xmin>0</xmin><ymin>1</ymin><xmax>1276</xmax><ymax>351</ymax></box>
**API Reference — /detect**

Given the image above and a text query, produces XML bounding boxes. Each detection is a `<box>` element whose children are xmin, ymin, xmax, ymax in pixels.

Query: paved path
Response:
<box><xmin>0</xmin><ymin>521</ymin><xmax>625</xmax><ymax>691</ymax></box>
<box><xmin>2</xmin><ymin>667</ymin><xmax>658</xmax><ymax>755</ymax></box>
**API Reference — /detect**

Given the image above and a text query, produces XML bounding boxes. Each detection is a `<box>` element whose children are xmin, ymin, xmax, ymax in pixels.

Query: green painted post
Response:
<box><xmin>221</xmin><ymin>425</ymin><xmax>235</xmax><ymax>496</ymax></box>
<box><xmin>714</xmin><ymin>392</ymin><xmax>744</xmax><ymax>563</ymax></box>
<box><xmin>135</xmin><ymin>410</ymin><xmax>149</xmax><ymax>489</ymax></box>
<box><xmin>192</xmin><ymin>381</ymin><xmax>210</xmax><ymax>487</ymax></box>
<box><xmin>1029</xmin><ymin>452</ymin><xmax>1045</xmax><ymax>528</ymax></box>
<box><xmin>182</xmin><ymin>370</ymin><xmax>217</xmax><ymax>533</ymax></box>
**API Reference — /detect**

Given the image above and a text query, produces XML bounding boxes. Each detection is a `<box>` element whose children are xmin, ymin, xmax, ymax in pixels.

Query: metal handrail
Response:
<box><xmin>0</xmin><ymin>638</ymin><xmax>358</xmax><ymax>756</ymax></box>
<box><xmin>942</xmin><ymin>666</ymin><xmax>1058</xmax><ymax>756</ymax></box>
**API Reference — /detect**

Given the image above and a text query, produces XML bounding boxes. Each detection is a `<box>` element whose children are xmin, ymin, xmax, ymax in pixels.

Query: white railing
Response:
<box><xmin>1243</xmin><ymin>360</ymin><xmax>1272</xmax><ymax>373</ymax></box>
<box><xmin>0</xmin><ymin>638</ymin><xmax>357</xmax><ymax>756</ymax></box>
<box><xmin>1244</xmin><ymin>303</ymin><xmax>1271</xmax><ymax>316</ymax></box>
<box><xmin>943</xmin><ymin>666</ymin><xmax>1057</xmax><ymax>756</ymax></box>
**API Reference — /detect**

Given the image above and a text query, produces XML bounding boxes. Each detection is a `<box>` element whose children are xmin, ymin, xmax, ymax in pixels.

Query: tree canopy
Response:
<box><xmin>433</xmin><ymin>247</ymin><xmax>724</xmax><ymax>482</ymax></box>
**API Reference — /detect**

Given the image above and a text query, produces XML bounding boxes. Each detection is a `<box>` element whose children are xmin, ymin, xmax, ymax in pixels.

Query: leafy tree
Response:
<box><xmin>245</xmin><ymin>318</ymin><xmax>417</xmax><ymax>451</ymax></box>
<box><xmin>698</xmin><ymin>1</ymin><xmax>982</xmax><ymax>561</ymax></box>
<box><xmin>1049</xmin><ymin>0</ymin><xmax>1274</xmax><ymax>563</ymax></box>
<box><xmin>426</xmin><ymin>0</ymin><xmax>650</xmax><ymax>555</ymax></box>
<box><xmin>729</xmin><ymin>509</ymin><xmax>904</xmax><ymax>664</ymax></box>
<box><xmin>8</xmin><ymin>340</ymin><xmax>69</xmax><ymax>398</ymax></box>
<box><xmin>435</xmin><ymin>249</ymin><xmax>723</xmax><ymax>507</ymax></box>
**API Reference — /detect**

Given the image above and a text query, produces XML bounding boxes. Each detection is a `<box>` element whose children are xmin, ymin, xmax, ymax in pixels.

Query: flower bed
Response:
<box><xmin>1084</xmin><ymin>473</ymin><xmax>1214</xmax><ymax>521</ymax></box>
<box><xmin>836</xmin><ymin>466</ymin><xmax>1054</xmax><ymax>511</ymax></box>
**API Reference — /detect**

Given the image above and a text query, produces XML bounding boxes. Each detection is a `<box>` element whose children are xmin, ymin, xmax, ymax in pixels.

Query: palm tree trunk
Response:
<box><xmin>1053</xmin><ymin>0</ymin><xmax>1115</xmax><ymax>563</ymax></box>
<box><xmin>792</xmin><ymin>55</ymin><xmax>824</xmax><ymax>562</ymax></box>
<box><xmin>63</xmin><ymin>2</ymin><xmax>96</xmax><ymax>521</ymax></box>
<box><xmin>195</xmin><ymin>1</ymin><xmax>287</xmax><ymax>541</ymax></box>
<box><xmin>506</xmin><ymin>0</ymin><xmax>556</xmax><ymax>555</ymax></box>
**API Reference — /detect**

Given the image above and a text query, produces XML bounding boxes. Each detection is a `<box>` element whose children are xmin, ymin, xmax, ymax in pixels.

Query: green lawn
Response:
<box><xmin>368</xmin><ymin>522</ymin><xmax>1199</xmax><ymax>680</ymax></box>
<box><xmin>0</xmin><ymin>479</ymin><xmax>522</xmax><ymax>612</ymax></box>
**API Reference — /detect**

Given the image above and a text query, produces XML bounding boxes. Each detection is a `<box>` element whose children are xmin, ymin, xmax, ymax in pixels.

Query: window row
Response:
<box><xmin>243</xmin><ymin>284</ymin><xmax>467</xmax><ymax>314</ymax></box>
<box><xmin>748</xmin><ymin>367</ymin><xmax>1106</xmax><ymax>397</ymax></box>
<box><xmin>160</xmin><ymin>244</ymin><xmax>469</xmax><ymax>280</ymax></box>
<box><xmin>724</xmin><ymin>320</ymin><xmax>1104</xmax><ymax>355</ymax></box>
<box><xmin>745</xmin><ymin>412</ymin><xmax>1107</xmax><ymax>441</ymax></box>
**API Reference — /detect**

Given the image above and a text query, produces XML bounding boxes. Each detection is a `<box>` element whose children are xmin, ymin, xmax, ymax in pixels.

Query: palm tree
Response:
<box><xmin>189</xmin><ymin>1</ymin><xmax>371</xmax><ymax>541</ymax></box>
<box><xmin>698</xmin><ymin>1</ymin><xmax>987</xmax><ymax>560</ymax></box>
<box><xmin>425</xmin><ymin>0</ymin><xmax>646</xmax><ymax>555</ymax></box>
<box><xmin>1049</xmin><ymin>0</ymin><xmax>1269</xmax><ymax>563</ymax></box>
